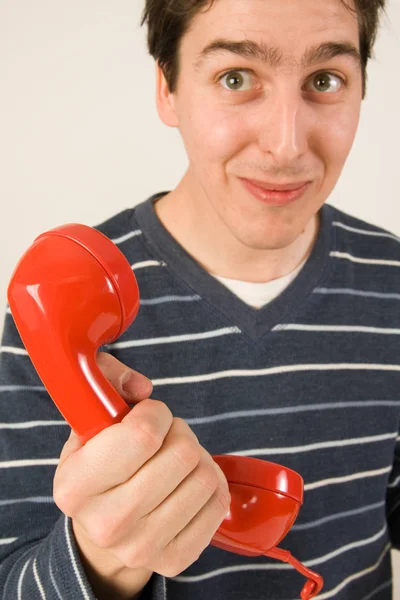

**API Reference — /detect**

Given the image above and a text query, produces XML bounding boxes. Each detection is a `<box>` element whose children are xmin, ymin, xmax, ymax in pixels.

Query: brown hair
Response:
<box><xmin>140</xmin><ymin>0</ymin><xmax>387</xmax><ymax>99</ymax></box>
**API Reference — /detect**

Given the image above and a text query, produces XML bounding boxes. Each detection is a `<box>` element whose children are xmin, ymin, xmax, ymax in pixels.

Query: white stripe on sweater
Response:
<box><xmin>18</xmin><ymin>557</ymin><xmax>31</xmax><ymax>600</ymax></box>
<box><xmin>314</xmin><ymin>287</ymin><xmax>400</xmax><ymax>300</ymax></box>
<box><xmin>305</xmin><ymin>465</ymin><xmax>391</xmax><ymax>491</ymax></box>
<box><xmin>108</xmin><ymin>327</ymin><xmax>241</xmax><ymax>349</ymax></box>
<box><xmin>0</xmin><ymin>346</ymin><xmax>28</xmax><ymax>355</ymax></box>
<box><xmin>1</xmin><ymin>323</ymin><xmax>237</xmax><ymax>355</ymax></box>
<box><xmin>360</xmin><ymin>581</ymin><xmax>392</xmax><ymax>600</ymax></box>
<box><xmin>152</xmin><ymin>363</ymin><xmax>400</xmax><ymax>386</ymax></box>
<box><xmin>229</xmin><ymin>432</ymin><xmax>397</xmax><ymax>457</ymax></box>
<box><xmin>131</xmin><ymin>260</ymin><xmax>166</xmax><ymax>270</ymax></box>
<box><xmin>305</xmin><ymin>524</ymin><xmax>387</xmax><ymax>567</ymax></box>
<box><xmin>33</xmin><ymin>556</ymin><xmax>46</xmax><ymax>599</ymax></box>
<box><xmin>332</xmin><ymin>221</ymin><xmax>400</xmax><ymax>241</ymax></box>
<box><xmin>187</xmin><ymin>400</ymin><xmax>400</xmax><ymax>425</ymax></box>
<box><xmin>0</xmin><ymin>385</ymin><xmax>45</xmax><ymax>392</ymax></box>
<box><xmin>0</xmin><ymin>421</ymin><xmax>66</xmax><ymax>430</ymax></box>
<box><xmin>0</xmin><ymin>400</ymin><xmax>397</xmax><ymax>425</ymax></box>
<box><xmin>388</xmin><ymin>474</ymin><xmax>400</xmax><ymax>488</ymax></box>
<box><xmin>292</xmin><ymin>500</ymin><xmax>384</xmax><ymax>531</ymax></box>
<box><xmin>0</xmin><ymin>496</ymin><xmax>54</xmax><ymax>506</ymax></box>
<box><xmin>49</xmin><ymin>551</ymin><xmax>64</xmax><ymax>600</ymax></box>
<box><xmin>140</xmin><ymin>295</ymin><xmax>201</xmax><ymax>305</ymax></box>
<box><xmin>307</xmin><ymin>543</ymin><xmax>391</xmax><ymax>600</ymax></box>
<box><xmin>0</xmin><ymin>537</ymin><xmax>18</xmax><ymax>545</ymax></box>
<box><xmin>172</xmin><ymin>538</ymin><xmax>390</xmax><ymax>583</ymax></box>
<box><xmin>273</xmin><ymin>324</ymin><xmax>400</xmax><ymax>335</ymax></box>
<box><xmin>330</xmin><ymin>251</ymin><xmax>400</xmax><ymax>267</ymax></box>
<box><xmin>0</xmin><ymin>459</ymin><xmax>59</xmax><ymax>469</ymax></box>
<box><xmin>110</xmin><ymin>229</ymin><xmax>142</xmax><ymax>244</ymax></box>
<box><xmin>64</xmin><ymin>515</ymin><xmax>92</xmax><ymax>600</ymax></box>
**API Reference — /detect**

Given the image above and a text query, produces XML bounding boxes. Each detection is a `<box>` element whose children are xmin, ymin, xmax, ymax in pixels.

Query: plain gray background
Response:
<box><xmin>0</xmin><ymin>0</ymin><xmax>399</xmax><ymax>593</ymax></box>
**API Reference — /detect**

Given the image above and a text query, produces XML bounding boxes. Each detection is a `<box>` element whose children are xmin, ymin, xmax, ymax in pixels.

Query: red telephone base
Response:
<box><xmin>210</xmin><ymin>456</ymin><xmax>323</xmax><ymax>598</ymax></box>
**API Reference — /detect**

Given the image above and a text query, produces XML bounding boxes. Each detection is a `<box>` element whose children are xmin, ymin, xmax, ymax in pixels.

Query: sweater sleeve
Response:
<box><xmin>0</xmin><ymin>308</ymin><xmax>164</xmax><ymax>600</ymax></box>
<box><xmin>386</xmin><ymin>431</ymin><xmax>400</xmax><ymax>549</ymax></box>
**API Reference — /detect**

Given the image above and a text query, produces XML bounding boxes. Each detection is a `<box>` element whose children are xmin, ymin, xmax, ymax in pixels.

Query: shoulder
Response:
<box><xmin>91</xmin><ymin>197</ymin><xmax>163</xmax><ymax>269</ymax></box>
<box><xmin>92</xmin><ymin>206</ymin><xmax>138</xmax><ymax>242</ymax></box>
<box><xmin>91</xmin><ymin>194</ymin><xmax>163</xmax><ymax>244</ymax></box>
<box><xmin>326</xmin><ymin>203</ymin><xmax>400</xmax><ymax>259</ymax></box>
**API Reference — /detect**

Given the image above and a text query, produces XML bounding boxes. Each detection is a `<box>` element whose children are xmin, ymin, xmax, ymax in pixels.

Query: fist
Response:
<box><xmin>54</xmin><ymin>352</ymin><xmax>230</xmax><ymax>579</ymax></box>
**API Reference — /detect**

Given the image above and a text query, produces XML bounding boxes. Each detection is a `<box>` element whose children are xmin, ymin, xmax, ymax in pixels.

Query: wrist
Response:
<box><xmin>72</xmin><ymin>519</ymin><xmax>153</xmax><ymax>600</ymax></box>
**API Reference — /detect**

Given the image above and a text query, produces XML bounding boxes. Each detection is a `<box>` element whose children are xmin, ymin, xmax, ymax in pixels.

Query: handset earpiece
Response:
<box><xmin>7</xmin><ymin>224</ymin><xmax>323</xmax><ymax>599</ymax></box>
<box><xmin>7</xmin><ymin>224</ymin><xmax>139</xmax><ymax>443</ymax></box>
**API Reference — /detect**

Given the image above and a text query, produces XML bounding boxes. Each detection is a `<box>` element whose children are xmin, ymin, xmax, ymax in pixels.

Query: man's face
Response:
<box><xmin>157</xmin><ymin>0</ymin><xmax>363</xmax><ymax>251</ymax></box>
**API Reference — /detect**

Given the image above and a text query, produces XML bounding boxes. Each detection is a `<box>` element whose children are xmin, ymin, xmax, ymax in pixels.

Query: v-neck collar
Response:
<box><xmin>134</xmin><ymin>192</ymin><xmax>334</xmax><ymax>342</ymax></box>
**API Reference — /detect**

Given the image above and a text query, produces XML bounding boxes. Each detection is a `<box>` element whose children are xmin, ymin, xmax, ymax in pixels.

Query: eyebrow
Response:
<box><xmin>193</xmin><ymin>39</ymin><xmax>362</xmax><ymax>71</ymax></box>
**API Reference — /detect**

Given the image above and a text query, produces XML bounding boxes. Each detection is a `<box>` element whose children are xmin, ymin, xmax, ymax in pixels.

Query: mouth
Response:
<box><xmin>239</xmin><ymin>178</ymin><xmax>311</xmax><ymax>206</ymax></box>
<box><xmin>242</xmin><ymin>178</ymin><xmax>311</xmax><ymax>192</ymax></box>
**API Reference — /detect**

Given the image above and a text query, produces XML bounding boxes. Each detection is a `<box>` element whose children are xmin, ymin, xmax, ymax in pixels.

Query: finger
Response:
<box><xmin>96</xmin><ymin>351</ymin><xmax>153</xmax><ymax>402</ymax></box>
<box><xmin>58</xmin><ymin>399</ymin><xmax>173</xmax><ymax>503</ymax></box>
<box><xmin>77</xmin><ymin>418</ymin><xmax>201</xmax><ymax>535</ymax></box>
<box><xmin>161</xmin><ymin>488</ymin><xmax>230</xmax><ymax>573</ymax></box>
<box><xmin>113</xmin><ymin>453</ymin><xmax>229</xmax><ymax>567</ymax></box>
<box><xmin>140</xmin><ymin>451</ymin><xmax>224</xmax><ymax>548</ymax></box>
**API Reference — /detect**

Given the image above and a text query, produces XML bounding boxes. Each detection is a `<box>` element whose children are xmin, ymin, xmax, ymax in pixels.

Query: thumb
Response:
<box><xmin>96</xmin><ymin>351</ymin><xmax>153</xmax><ymax>403</ymax></box>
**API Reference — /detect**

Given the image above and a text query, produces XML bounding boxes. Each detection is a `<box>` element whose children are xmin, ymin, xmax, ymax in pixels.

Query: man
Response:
<box><xmin>1</xmin><ymin>0</ymin><xmax>398</xmax><ymax>599</ymax></box>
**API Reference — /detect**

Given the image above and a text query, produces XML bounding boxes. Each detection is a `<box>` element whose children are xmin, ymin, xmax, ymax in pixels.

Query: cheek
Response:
<box><xmin>179</xmin><ymin>100</ymin><xmax>248</xmax><ymax>164</ymax></box>
<box><xmin>319</xmin><ymin>105</ymin><xmax>361</xmax><ymax>170</ymax></box>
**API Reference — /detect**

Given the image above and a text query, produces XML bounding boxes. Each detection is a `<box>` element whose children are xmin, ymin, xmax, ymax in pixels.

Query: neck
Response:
<box><xmin>154</xmin><ymin>174</ymin><xmax>320</xmax><ymax>284</ymax></box>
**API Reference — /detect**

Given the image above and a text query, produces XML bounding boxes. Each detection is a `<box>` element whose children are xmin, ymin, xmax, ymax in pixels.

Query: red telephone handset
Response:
<box><xmin>7</xmin><ymin>224</ymin><xmax>323</xmax><ymax>599</ymax></box>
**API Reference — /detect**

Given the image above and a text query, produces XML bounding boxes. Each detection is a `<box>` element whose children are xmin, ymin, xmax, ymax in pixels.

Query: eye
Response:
<box><xmin>218</xmin><ymin>70</ymin><xmax>254</xmax><ymax>92</ymax></box>
<box><xmin>305</xmin><ymin>72</ymin><xmax>345</xmax><ymax>93</ymax></box>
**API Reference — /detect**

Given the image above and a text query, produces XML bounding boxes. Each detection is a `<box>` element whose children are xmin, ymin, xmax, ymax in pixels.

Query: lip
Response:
<box><xmin>240</xmin><ymin>178</ymin><xmax>311</xmax><ymax>206</ymax></box>
<box><xmin>241</xmin><ymin>178</ymin><xmax>310</xmax><ymax>191</ymax></box>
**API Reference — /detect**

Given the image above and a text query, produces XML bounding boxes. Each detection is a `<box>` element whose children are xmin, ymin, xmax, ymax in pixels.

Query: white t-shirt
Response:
<box><xmin>212</xmin><ymin>258</ymin><xmax>307</xmax><ymax>309</ymax></box>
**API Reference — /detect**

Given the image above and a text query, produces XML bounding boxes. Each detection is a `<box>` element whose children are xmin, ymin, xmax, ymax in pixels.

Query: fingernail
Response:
<box><xmin>121</xmin><ymin>371</ymin><xmax>133</xmax><ymax>395</ymax></box>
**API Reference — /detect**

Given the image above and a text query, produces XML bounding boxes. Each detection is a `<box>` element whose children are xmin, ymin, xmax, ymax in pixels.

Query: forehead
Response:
<box><xmin>183</xmin><ymin>0</ymin><xmax>360</xmax><ymax>69</ymax></box>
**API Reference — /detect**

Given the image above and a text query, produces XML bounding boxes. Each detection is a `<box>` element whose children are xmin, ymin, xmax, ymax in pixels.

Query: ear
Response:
<box><xmin>155</xmin><ymin>61</ymin><xmax>179</xmax><ymax>128</ymax></box>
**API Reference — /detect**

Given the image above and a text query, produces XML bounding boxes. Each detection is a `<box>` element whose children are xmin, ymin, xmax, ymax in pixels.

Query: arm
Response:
<box><xmin>0</xmin><ymin>308</ymin><xmax>156</xmax><ymax>599</ymax></box>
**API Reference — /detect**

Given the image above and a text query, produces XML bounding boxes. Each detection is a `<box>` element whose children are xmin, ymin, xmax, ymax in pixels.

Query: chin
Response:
<box><xmin>233</xmin><ymin>228</ymin><xmax>304</xmax><ymax>251</ymax></box>
<box><xmin>224</xmin><ymin>211</ymin><xmax>303</xmax><ymax>247</ymax></box>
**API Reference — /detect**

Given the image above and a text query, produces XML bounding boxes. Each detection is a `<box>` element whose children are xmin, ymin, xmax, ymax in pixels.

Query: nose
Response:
<box><xmin>257</xmin><ymin>84</ymin><xmax>309</xmax><ymax>165</ymax></box>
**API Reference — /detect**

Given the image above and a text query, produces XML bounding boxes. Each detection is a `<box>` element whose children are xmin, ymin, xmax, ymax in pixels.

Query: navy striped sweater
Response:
<box><xmin>1</xmin><ymin>192</ymin><xmax>399</xmax><ymax>600</ymax></box>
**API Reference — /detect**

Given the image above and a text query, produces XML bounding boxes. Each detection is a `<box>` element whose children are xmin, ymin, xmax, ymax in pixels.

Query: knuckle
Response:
<box><xmin>132</xmin><ymin>418</ymin><xmax>165</xmax><ymax>454</ymax></box>
<box><xmin>95</xmin><ymin>351</ymin><xmax>106</xmax><ymax>365</ymax></box>
<box><xmin>153</xmin><ymin>400</ymin><xmax>173</xmax><ymax>422</ymax></box>
<box><xmin>193</xmin><ymin>462</ymin><xmax>220</xmax><ymax>493</ymax></box>
<box><xmin>160</xmin><ymin>564</ymin><xmax>183</xmax><ymax>578</ymax></box>
<box><xmin>159</xmin><ymin>554</ymin><xmax>185</xmax><ymax>578</ymax></box>
<box><xmin>216</xmin><ymin>488</ymin><xmax>232</xmax><ymax>512</ymax></box>
<box><xmin>124</xmin><ymin>538</ymin><xmax>154</xmax><ymax>569</ymax></box>
<box><xmin>89</xmin><ymin>514</ymin><xmax>120</xmax><ymax>548</ymax></box>
<box><xmin>219</xmin><ymin>478</ymin><xmax>231</xmax><ymax>500</ymax></box>
<box><xmin>96</xmin><ymin>352</ymin><xmax>112</xmax><ymax>373</ymax></box>
<box><xmin>90</xmin><ymin>527</ymin><xmax>113</xmax><ymax>549</ymax></box>
<box><xmin>212</xmin><ymin>463</ymin><xmax>230</xmax><ymax>497</ymax></box>
<box><xmin>53</xmin><ymin>481</ymin><xmax>77</xmax><ymax>515</ymax></box>
<box><xmin>172</xmin><ymin>418</ymin><xmax>199</xmax><ymax>442</ymax></box>
<box><xmin>172</xmin><ymin>416</ymin><xmax>189</xmax><ymax>429</ymax></box>
<box><xmin>161</xmin><ymin>544</ymin><xmax>201</xmax><ymax>577</ymax></box>
<box><xmin>171</xmin><ymin>436</ymin><xmax>201</xmax><ymax>470</ymax></box>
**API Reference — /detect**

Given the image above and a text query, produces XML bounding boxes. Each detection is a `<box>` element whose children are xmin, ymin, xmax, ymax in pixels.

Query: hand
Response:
<box><xmin>53</xmin><ymin>352</ymin><xmax>230</xmax><ymax>592</ymax></box>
